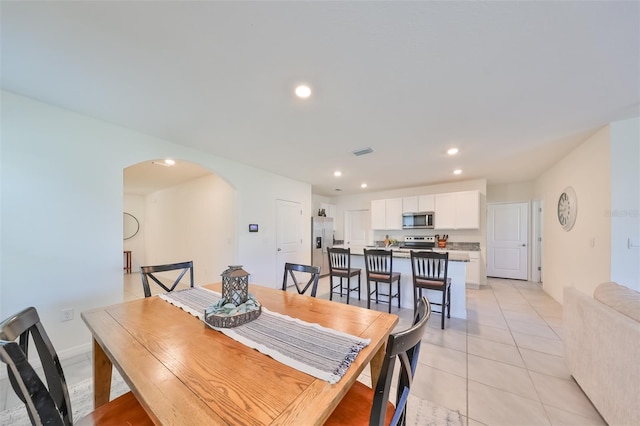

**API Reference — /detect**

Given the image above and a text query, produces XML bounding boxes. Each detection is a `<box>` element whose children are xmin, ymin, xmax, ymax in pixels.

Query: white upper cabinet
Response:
<box><xmin>319</xmin><ymin>202</ymin><xmax>336</xmax><ymax>219</ymax></box>
<box><xmin>434</xmin><ymin>190</ymin><xmax>480</xmax><ymax>229</ymax></box>
<box><xmin>402</xmin><ymin>197</ymin><xmax>418</xmax><ymax>213</ymax></box>
<box><xmin>455</xmin><ymin>191</ymin><xmax>480</xmax><ymax>229</ymax></box>
<box><xmin>371</xmin><ymin>198</ymin><xmax>403</xmax><ymax>230</ymax></box>
<box><xmin>371</xmin><ymin>199</ymin><xmax>387</xmax><ymax>230</ymax></box>
<box><xmin>403</xmin><ymin>195</ymin><xmax>435</xmax><ymax>213</ymax></box>
<box><xmin>434</xmin><ymin>193</ymin><xmax>457</xmax><ymax>229</ymax></box>
<box><xmin>418</xmin><ymin>195</ymin><xmax>435</xmax><ymax>212</ymax></box>
<box><xmin>386</xmin><ymin>198</ymin><xmax>403</xmax><ymax>229</ymax></box>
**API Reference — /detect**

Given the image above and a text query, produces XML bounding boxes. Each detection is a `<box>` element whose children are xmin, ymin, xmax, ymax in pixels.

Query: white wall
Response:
<box><xmin>534</xmin><ymin>126</ymin><xmax>612</xmax><ymax>302</ymax></box>
<box><xmin>487</xmin><ymin>182</ymin><xmax>534</xmax><ymax>203</ymax></box>
<box><xmin>610</xmin><ymin>117</ymin><xmax>640</xmax><ymax>290</ymax></box>
<box><xmin>143</xmin><ymin>174</ymin><xmax>235</xmax><ymax>283</ymax></box>
<box><xmin>0</xmin><ymin>91</ymin><xmax>311</xmax><ymax>357</ymax></box>
<box><xmin>123</xmin><ymin>194</ymin><xmax>145</xmax><ymax>273</ymax></box>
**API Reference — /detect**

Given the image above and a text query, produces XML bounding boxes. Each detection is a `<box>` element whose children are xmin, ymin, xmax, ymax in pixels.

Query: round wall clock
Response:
<box><xmin>557</xmin><ymin>186</ymin><xmax>577</xmax><ymax>231</ymax></box>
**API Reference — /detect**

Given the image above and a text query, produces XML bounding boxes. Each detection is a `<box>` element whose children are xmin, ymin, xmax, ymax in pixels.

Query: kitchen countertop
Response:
<box><xmin>347</xmin><ymin>246</ymin><xmax>470</xmax><ymax>262</ymax></box>
<box><xmin>333</xmin><ymin>243</ymin><xmax>480</xmax><ymax>252</ymax></box>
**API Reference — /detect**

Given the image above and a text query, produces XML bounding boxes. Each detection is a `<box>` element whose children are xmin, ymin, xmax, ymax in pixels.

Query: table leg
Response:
<box><xmin>93</xmin><ymin>338</ymin><xmax>112</xmax><ymax>408</ymax></box>
<box><xmin>369</xmin><ymin>340</ymin><xmax>387</xmax><ymax>387</ymax></box>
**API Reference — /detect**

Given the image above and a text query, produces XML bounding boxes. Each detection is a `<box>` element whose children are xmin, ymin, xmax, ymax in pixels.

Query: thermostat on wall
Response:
<box><xmin>249</xmin><ymin>224</ymin><xmax>259</xmax><ymax>232</ymax></box>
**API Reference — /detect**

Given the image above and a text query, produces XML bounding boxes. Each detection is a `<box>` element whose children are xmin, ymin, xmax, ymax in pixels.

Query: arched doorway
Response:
<box><xmin>123</xmin><ymin>159</ymin><xmax>236</xmax><ymax>299</ymax></box>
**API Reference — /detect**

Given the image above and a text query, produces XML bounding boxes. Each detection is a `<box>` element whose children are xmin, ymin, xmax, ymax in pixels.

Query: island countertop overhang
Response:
<box><xmin>345</xmin><ymin>247</ymin><xmax>470</xmax><ymax>261</ymax></box>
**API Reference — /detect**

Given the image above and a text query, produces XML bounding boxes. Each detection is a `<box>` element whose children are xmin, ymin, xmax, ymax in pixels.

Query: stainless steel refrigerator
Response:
<box><xmin>311</xmin><ymin>217</ymin><xmax>333</xmax><ymax>276</ymax></box>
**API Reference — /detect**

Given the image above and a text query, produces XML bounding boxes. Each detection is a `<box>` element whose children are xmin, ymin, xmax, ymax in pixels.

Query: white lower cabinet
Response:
<box><xmin>465</xmin><ymin>251</ymin><xmax>480</xmax><ymax>286</ymax></box>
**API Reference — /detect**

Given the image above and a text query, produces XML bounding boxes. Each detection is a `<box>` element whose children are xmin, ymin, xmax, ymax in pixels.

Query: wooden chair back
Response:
<box><xmin>410</xmin><ymin>250</ymin><xmax>449</xmax><ymax>284</ymax></box>
<box><xmin>140</xmin><ymin>260</ymin><xmax>194</xmax><ymax>297</ymax></box>
<box><xmin>327</xmin><ymin>247</ymin><xmax>352</xmax><ymax>274</ymax></box>
<box><xmin>372</xmin><ymin>296</ymin><xmax>431</xmax><ymax>425</ymax></box>
<box><xmin>363</xmin><ymin>249</ymin><xmax>395</xmax><ymax>281</ymax></box>
<box><xmin>326</xmin><ymin>297</ymin><xmax>431</xmax><ymax>426</ymax></box>
<box><xmin>0</xmin><ymin>306</ymin><xmax>72</xmax><ymax>425</ymax></box>
<box><xmin>282</xmin><ymin>263</ymin><xmax>321</xmax><ymax>297</ymax></box>
<box><xmin>0</xmin><ymin>307</ymin><xmax>153</xmax><ymax>426</ymax></box>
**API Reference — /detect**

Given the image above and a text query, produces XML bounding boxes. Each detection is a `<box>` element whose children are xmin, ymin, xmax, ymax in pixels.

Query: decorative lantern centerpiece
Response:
<box><xmin>204</xmin><ymin>265</ymin><xmax>261</xmax><ymax>328</ymax></box>
<box><xmin>221</xmin><ymin>265</ymin><xmax>249</xmax><ymax>306</ymax></box>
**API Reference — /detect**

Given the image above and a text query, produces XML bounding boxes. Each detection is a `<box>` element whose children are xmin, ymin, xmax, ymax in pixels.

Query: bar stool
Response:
<box><xmin>363</xmin><ymin>249</ymin><xmax>401</xmax><ymax>313</ymax></box>
<box><xmin>327</xmin><ymin>247</ymin><xmax>361</xmax><ymax>304</ymax></box>
<box><xmin>410</xmin><ymin>250</ymin><xmax>451</xmax><ymax>329</ymax></box>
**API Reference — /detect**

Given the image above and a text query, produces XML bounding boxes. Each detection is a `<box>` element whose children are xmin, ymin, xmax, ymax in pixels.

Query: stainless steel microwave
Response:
<box><xmin>402</xmin><ymin>211</ymin><xmax>434</xmax><ymax>229</ymax></box>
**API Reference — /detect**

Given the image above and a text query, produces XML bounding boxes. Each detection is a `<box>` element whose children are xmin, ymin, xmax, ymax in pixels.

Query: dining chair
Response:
<box><xmin>327</xmin><ymin>247</ymin><xmax>361</xmax><ymax>304</ymax></box>
<box><xmin>363</xmin><ymin>249</ymin><xmax>401</xmax><ymax>313</ymax></box>
<box><xmin>140</xmin><ymin>260</ymin><xmax>194</xmax><ymax>297</ymax></box>
<box><xmin>326</xmin><ymin>296</ymin><xmax>431</xmax><ymax>426</ymax></box>
<box><xmin>0</xmin><ymin>306</ymin><xmax>152</xmax><ymax>426</ymax></box>
<box><xmin>410</xmin><ymin>250</ymin><xmax>451</xmax><ymax>329</ymax></box>
<box><xmin>282</xmin><ymin>262</ymin><xmax>321</xmax><ymax>297</ymax></box>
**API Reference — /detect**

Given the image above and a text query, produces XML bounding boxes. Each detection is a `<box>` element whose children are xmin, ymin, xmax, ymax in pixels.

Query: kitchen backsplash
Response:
<box><xmin>443</xmin><ymin>242</ymin><xmax>481</xmax><ymax>251</ymax></box>
<box><xmin>370</xmin><ymin>240</ymin><xmax>480</xmax><ymax>251</ymax></box>
<box><xmin>332</xmin><ymin>240</ymin><xmax>480</xmax><ymax>251</ymax></box>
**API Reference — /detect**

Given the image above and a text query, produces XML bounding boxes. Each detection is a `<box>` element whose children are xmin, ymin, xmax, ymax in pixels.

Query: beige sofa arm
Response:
<box><xmin>563</xmin><ymin>287</ymin><xmax>640</xmax><ymax>426</ymax></box>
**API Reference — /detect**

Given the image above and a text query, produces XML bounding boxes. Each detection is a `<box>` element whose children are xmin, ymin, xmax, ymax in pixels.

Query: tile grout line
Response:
<box><xmin>512</xmin><ymin>279</ymin><xmax>560</xmax><ymax>425</ymax></box>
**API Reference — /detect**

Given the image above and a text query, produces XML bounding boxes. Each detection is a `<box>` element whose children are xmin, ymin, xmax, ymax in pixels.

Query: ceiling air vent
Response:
<box><xmin>352</xmin><ymin>147</ymin><xmax>374</xmax><ymax>157</ymax></box>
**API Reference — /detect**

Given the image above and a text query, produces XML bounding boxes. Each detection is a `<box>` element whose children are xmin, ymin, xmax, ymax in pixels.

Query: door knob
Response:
<box><xmin>521</xmin><ymin>244</ymin><xmax>526</xmax><ymax>247</ymax></box>
<box><xmin>277</xmin><ymin>248</ymin><xmax>281</xmax><ymax>251</ymax></box>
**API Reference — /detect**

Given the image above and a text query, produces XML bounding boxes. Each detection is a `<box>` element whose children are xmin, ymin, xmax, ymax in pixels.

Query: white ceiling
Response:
<box><xmin>2</xmin><ymin>1</ymin><xmax>638</xmax><ymax>196</ymax></box>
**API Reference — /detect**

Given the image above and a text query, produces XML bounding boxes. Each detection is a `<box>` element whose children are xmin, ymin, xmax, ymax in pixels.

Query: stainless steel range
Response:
<box><xmin>401</xmin><ymin>235</ymin><xmax>435</xmax><ymax>250</ymax></box>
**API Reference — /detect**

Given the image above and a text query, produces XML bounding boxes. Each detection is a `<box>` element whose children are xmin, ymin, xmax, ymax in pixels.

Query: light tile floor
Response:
<box><xmin>1</xmin><ymin>274</ymin><xmax>606</xmax><ymax>426</ymax></box>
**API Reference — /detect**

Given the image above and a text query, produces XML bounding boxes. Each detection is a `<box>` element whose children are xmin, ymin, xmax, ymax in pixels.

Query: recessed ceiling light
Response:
<box><xmin>334</xmin><ymin>171</ymin><xmax>342</xmax><ymax>177</ymax></box>
<box><xmin>295</xmin><ymin>85</ymin><xmax>311</xmax><ymax>98</ymax></box>
<box><xmin>447</xmin><ymin>148</ymin><xmax>459</xmax><ymax>155</ymax></box>
<box><xmin>453</xmin><ymin>169</ymin><xmax>462</xmax><ymax>175</ymax></box>
<box><xmin>361</xmin><ymin>183</ymin><xmax>367</xmax><ymax>188</ymax></box>
<box><xmin>164</xmin><ymin>159</ymin><xmax>176</xmax><ymax>166</ymax></box>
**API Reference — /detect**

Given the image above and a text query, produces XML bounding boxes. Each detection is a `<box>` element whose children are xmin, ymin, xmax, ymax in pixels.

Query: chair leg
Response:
<box><xmin>357</xmin><ymin>274</ymin><xmax>361</xmax><ymax>300</ymax></box>
<box><xmin>440</xmin><ymin>289</ymin><xmax>446</xmax><ymax>329</ymax></box>
<box><xmin>366</xmin><ymin>280</ymin><xmax>371</xmax><ymax>309</ymax></box>
<box><xmin>329</xmin><ymin>276</ymin><xmax>333</xmax><ymax>301</ymax></box>
<box><xmin>397</xmin><ymin>278</ymin><xmax>401</xmax><ymax>310</ymax></box>
<box><xmin>447</xmin><ymin>285</ymin><xmax>451</xmax><ymax>318</ymax></box>
<box><xmin>346</xmin><ymin>277</ymin><xmax>351</xmax><ymax>305</ymax></box>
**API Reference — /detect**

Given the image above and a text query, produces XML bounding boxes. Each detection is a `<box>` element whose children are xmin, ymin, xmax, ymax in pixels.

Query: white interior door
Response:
<box><xmin>276</xmin><ymin>200</ymin><xmax>302</xmax><ymax>287</ymax></box>
<box><xmin>345</xmin><ymin>210</ymin><xmax>370</xmax><ymax>248</ymax></box>
<box><xmin>487</xmin><ymin>202</ymin><xmax>529</xmax><ymax>280</ymax></box>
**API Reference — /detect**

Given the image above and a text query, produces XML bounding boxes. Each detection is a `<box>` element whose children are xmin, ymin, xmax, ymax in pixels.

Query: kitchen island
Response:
<box><xmin>347</xmin><ymin>247</ymin><xmax>468</xmax><ymax>319</ymax></box>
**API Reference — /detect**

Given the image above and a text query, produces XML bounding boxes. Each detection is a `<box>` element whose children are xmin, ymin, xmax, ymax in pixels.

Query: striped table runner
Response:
<box><xmin>159</xmin><ymin>287</ymin><xmax>370</xmax><ymax>384</ymax></box>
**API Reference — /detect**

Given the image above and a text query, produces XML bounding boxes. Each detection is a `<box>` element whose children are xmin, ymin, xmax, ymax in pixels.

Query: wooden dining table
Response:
<box><xmin>81</xmin><ymin>283</ymin><xmax>398</xmax><ymax>425</ymax></box>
